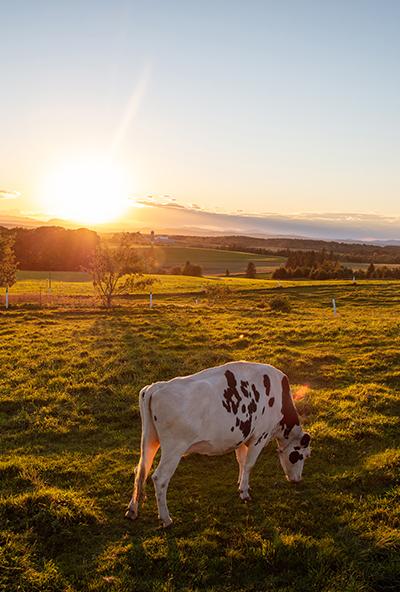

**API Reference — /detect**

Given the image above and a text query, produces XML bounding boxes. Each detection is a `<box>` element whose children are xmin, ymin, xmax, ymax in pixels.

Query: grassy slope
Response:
<box><xmin>10</xmin><ymin>273</ymin><xmax>294</xmax><ymax>300</ymax></box>
<box><xmin>11</xmin><ymin>270</ymin><xmax>399</xmax><ymax>298</ymax></box>
<box><xmin>0</xmin><ymin>281</ymin><xmax>399</xmax><ymax>591</ymax></box>
<box><xmin>149</xmin><ymin>246</ymin><xmax>284</xmax><ymax>274</ymax></box>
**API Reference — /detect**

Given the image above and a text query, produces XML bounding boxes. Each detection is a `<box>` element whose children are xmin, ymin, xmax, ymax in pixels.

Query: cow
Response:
<box><xmin>125</xmin><ymin>361</ymin><xmax>311</xmax><ymax>527</ymax></box>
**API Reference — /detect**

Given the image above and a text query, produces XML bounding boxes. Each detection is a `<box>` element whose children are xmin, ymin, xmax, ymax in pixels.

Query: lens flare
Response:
<box><xmin>293</xmin><ymin>384</ymin><xmax>310</xmax><ymax>400</ymax></box>
<box><xmin>40</xmin><ymin>159</ymin><xmax>130</xmax><ymax>224</ymax></box>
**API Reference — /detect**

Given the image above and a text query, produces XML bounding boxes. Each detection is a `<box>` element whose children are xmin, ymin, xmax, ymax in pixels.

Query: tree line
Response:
<box><xmin>1</xmin><ymin>226</ymin><xmax>99</xmax><ymax>270</ymax></box>
<box><xmin>272</xmin><ymin>249</ymin><xmax>355</xmax><ymax>280</ymax></box>
<box><xmin>272</xmin><ymin>249</ymin><xmax>400</xmax><ymax>280</ymax></box>
<box><xmin>138</xmin><ymin>233</ymin><xmax>400</xmax><ymax>264</ymax></box>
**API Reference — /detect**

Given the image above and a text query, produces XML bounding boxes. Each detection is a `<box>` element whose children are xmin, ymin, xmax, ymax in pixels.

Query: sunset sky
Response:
<box><xmin>1</xmin><ymin>1</ymin><xmax>400</xmax><ymax>238</ymax></box>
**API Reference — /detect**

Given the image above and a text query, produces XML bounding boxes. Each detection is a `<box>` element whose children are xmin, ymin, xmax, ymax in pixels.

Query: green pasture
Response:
<box><xmin>10</xmin><ymin>272</ymin><xmax>284</xmax><ymax>298</ymax></box>
<box><xmin>1</xmin><ymin>280</ymin><xmax>399</xmax><ymax>591</ymax></box>
<box><xmin>8</xmin><ymin>271</ymin><xmax>400</xmax><ymax>304</ymax></box>
<box><xmin>140</xmin><ymin>246</ymin><xmax>285</xmax><ymax>275</ymax></box>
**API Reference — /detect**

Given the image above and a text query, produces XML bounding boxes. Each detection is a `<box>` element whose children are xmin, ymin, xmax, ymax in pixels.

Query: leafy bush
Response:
<box><xmin>204</xmin><ymin>284</ymin><xmax>232</xmax><ymax>304</ymax></box>
<box><xmin>269</xmin><ymin>295</ymin><xmax>291</xmax><ymax>312</ymax></box>
<box><xmin>182</xmin><ymin>261</ymin><xmax>203</xmax><ymax>277</ymax></box>
<box><xmin>246</xmin><ymin>261</ymin><xmax>256</xmax><ymax>278</ymax></box>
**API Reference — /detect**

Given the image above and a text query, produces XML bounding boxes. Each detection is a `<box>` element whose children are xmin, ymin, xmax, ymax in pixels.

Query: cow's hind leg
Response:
<box><xmin>239</xmin><ymin>443</ymin><xmax>263</xmax><ymax>502</ymax></box>
<box><xmin>235</xmin><ymin>443</ymin><xmax>248</xmax><ymax>487</ymax></box>
<box><xmin>152</xmin><ymin>447</ymin><xmax>184</xmax><ymax>527</ymax></box>
<box><xmin>125</xmin><ymin>439</ymin><xmax>159</xmax><ymax>520</ymax></box>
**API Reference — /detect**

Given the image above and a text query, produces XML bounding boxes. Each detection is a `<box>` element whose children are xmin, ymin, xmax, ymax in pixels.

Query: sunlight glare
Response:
<box><xmin>40</xmin><ymin>159</ymin><xmax>130</xmax><ymax>224</ymax></box>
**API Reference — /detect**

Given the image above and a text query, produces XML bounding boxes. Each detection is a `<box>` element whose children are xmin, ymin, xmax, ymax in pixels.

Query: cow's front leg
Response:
<box><xmin>238</xmin><ymin>443</ymin><xmax>263</xmax><ymax>501</ymax></box>
<box><xmin>151</xmin><ymin>449</ymin><xmax>183</xmax><ymax>527</ymax></box>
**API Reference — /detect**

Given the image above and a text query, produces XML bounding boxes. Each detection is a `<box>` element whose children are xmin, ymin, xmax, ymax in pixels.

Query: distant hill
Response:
<box><xmin>3</xmin><ymin>222</ymin><xmax>400</xmax><ymax>270</ymax></box>
<box><xmin>111</xmin><ymin>232</ymin><xmax>400</xmax><ymax>264</ymax></box>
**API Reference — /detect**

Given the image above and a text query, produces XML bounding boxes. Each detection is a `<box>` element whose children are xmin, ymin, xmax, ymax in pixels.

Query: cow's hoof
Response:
<box><xmin>125</xmin><ymin>509</ymin><xmax>138</xmax><ymax>521</ymax></box>
<box><xmin>161</xmin><ymin>518</ymin><xmax>173</xmax><ymax>528</ymax></box>
<box><xmin>240</xmin><ymin>494</ymin><xmax>252</xmax><ymax>502</ymax></box>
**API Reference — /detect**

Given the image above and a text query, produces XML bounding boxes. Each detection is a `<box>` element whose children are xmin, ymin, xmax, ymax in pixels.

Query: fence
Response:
<box><xmin>0</xmin><ymin>292</ymin><xmax>99</xmax><ymax>309</ymax></box>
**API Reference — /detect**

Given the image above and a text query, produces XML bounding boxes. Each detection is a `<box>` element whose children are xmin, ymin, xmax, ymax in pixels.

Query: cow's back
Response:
<box><xmin>148</xmin><ymin>362</ymin><xmax>285</xmax><ymax>455</ymax></box>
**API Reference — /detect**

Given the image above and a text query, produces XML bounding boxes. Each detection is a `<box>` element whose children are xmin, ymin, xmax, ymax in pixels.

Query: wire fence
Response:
<box><xmin>0</xmin><ymin>290</ymin><xmax>203</xmax><ymax>309</ymax></box>
<box><xmin>0</xmin><ymin>292</ymin><xmax>100</xmax><ymax>309</ymax></box>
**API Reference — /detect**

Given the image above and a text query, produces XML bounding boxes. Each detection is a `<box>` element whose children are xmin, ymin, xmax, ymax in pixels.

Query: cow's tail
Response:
<box><xmin>129</xmin><ymin>386</ymin><xmax>160</xmax><ymax>516</ymax></box>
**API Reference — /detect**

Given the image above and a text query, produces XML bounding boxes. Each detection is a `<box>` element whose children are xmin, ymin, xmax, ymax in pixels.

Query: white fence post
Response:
<box><xmin>5</xmin><ymin>285</ymin><xmax>9</xmax><ymax>309</ymax></box>
<box><xmin>149</xmin><ymin>292</ymin><xmax>153</xmax><ymax>308</ymax></box>
<box><xmin>332</xmin><ymin>298</ymin><xmax>336</xmax><ymax>315</ymax></box>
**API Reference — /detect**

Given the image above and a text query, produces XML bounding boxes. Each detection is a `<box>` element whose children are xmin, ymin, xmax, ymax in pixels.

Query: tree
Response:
<box><xmin>366</xmin><ymin>262</ymin><xmax>375</xmax><ymax>278</ymax></box>
<box><xmin>272</xmin><ymin>266</ymin><xmax>288</xmax><ymax>279</ymax></box>
<box><xmin>182</xmin><ymin>260</ymin><xmax>202</xmax><ymax>277</ymax></box>
<box><xmin>14</xmin><ymin>226</ymin><xmax>98</xmax><ymax>271</ymax></box>
<box><xmin>88</xmin><ymin>237</ymin><xmax>155</xmax><ymax>307</ymax></box>
<box><xmin>246</xmin><ymin>261</ymin><xmax>256</xmax><ymax>278</ymax></box>
<box><xmin>0</xmin><ymin>232</ymin><xmax>17</xmax><ymax>302</ymax></box>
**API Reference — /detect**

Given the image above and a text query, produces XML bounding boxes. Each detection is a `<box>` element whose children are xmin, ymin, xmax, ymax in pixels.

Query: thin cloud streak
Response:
<box><xmin>130</xmin><ymin>197</ymin><xmax>400</xmax><ymax>241</ymax></box>
<box><xmin>0</xmin><ymin>189</ymin><xmax>20</xmax><ymax>199</ymax></box>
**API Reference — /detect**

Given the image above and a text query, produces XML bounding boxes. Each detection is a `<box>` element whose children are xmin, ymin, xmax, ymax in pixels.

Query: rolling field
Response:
<box><xmin>111</xmin><ymin>245</ymin><xmax>285</xmax><ymax>276</ymax></box>
<box><xmin>7</xmin><ymin>272</ymin><xmax>289</xmax><ymax>303</ymax></box>
<box><xmin>1</xmin><ymin>280</ymin><xmax>399</xmax><ymax>591</ymax></box>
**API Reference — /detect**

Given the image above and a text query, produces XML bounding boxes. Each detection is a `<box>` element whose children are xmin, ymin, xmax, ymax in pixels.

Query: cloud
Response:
<box><xmin>0</xmin><ymin>189</ymin><xmax>20</xmax><ymax>199</ymax></box>
<box><xmin>128</xmin><ymin>197</ymin><xmax>400</xmax><ymax>241</ymax></box>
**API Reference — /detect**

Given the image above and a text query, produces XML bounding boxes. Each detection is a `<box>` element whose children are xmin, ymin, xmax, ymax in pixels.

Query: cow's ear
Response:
<box><xmin>300</xmin><ymin>433</ymin><xmax>311</xmax><ymax>448</ymax></box>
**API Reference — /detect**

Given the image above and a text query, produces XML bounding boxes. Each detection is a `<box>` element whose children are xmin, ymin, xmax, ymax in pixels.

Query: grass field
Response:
<box><xmin>137</xmin><ymin>246</ymin><xmax>285</xmax><ymax>275</ymax></box>
<box><xmin>1</xmin><ymin>280</ymin><xmax>399</xmax><ymax>591</ymax></box>
<box><xmin>8</xmin><ymin>272</ymin><xmax>290</xmax><ymax>303</ymax></box>
<box><xmin>10</xmin><ymin>270</ymin><xmax>394</xmax><ymax>300</ymax></box>
<box><xmin>8</xmin><ymin>272</ymin><xmax>277</xmax><ymax>302</ymax></box>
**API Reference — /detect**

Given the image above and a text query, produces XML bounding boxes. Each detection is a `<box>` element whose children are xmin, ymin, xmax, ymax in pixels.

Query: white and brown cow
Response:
<box><xmin>125</xmin><ymin>361</ymin><xmax>311</xmax><ymax>527</ymax></box>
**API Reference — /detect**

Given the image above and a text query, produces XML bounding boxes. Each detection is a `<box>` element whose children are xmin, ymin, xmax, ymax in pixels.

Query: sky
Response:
<box><xmin>1</xmin><ymin>1</ymin><xmax>400</xmax><ymax>239</ymax></box>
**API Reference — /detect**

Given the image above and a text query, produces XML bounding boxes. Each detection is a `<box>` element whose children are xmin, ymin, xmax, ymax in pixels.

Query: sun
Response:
<box><xmin>40</xmin><ymin>159</ymin><xmax>130</xmax><ymax>224</ymax></box>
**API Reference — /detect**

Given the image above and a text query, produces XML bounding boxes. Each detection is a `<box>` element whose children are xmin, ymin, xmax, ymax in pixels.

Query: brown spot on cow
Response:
<box><xmin>242</xmin><ymin>404</ymin><xmax>246</xmax><ymax>413</ymax></box>
<box><xmin>255</xmin><ymin>434</ymin><xmax>264</xmax><ymax>446</ymax></box>
<box><xmin>301</xmin><ymin>433</ymin><xmax>311</xmax><ymax>447</ymax></box>
<box><xmin>248</xmin><ymin>399</ymin><xmax>257</xmax><ymax>414</ymax></box>
<box><xmin>279</xmin><ymin>375</ymin><xmax>300</xmax><ymax>439</ymax></box>
<box><xmin>222</xmin><ymin>370</ymin><xmax>242</xmax><ymax>414</ymax></box>
<box><xmin>231</xmin><ymin>426</ymin><xmax>234</xmax><ymax>432</ymax></box>
<box><xmin>289</xmin><ymin>451</ymin><xmax>303</xmax><ymax>464</ymax></box>
<box><xmin>263</xmin><ymin>374</ymin><xmax>271</xmax><ymax>396</ymax></box>
<box><xmin>240</xmin><ymin>381</ymin><xmax>250</xmax><ymax>398</ymax></box>
<box><xmin>268</xmin><ymin>397</ymin><xmax>275</xmax><ymax>407</ymax></box>
<box><xmin>154</xmin><ymin>415</ymin><xmax>157</xmax><ymax>421</ymax></box>
<box><xmin>238</xmin><ymin>418</ymin><xmax>252</xmax><ymax>439</ymax></box>
<box><xmin>252</xmin><ymin>384</ymin><xmax>260</xmax><ymax>402</ymax></box>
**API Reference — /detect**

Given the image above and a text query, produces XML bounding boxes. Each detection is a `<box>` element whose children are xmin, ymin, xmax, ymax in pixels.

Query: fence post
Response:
<box><xmin>332</xmin><ymin>298</ymin><xmax>336</xmax><ymax>316</ymax></box>
<box><xmin>5</xmin><ymin>285</ymin><xmax>9</xmax><ymax>309</ymax></box>
<box><xmin>150</xmin><ymin>292</ymin><xmax>153</xmax><ymax>308</ymax></box>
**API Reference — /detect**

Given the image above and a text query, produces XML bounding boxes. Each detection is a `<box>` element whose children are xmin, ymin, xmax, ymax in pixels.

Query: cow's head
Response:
<box><xmin>277</xmin><ymin>430</ymin><xmax>311</xmax><ymax>483</ymax></box>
